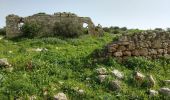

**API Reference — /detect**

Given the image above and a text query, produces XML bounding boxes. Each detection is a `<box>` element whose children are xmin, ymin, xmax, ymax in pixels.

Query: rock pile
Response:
<box><xmin>106</xmin><ymin>31</ymin><xmax>170</xmax><ymax>59</ymax></box>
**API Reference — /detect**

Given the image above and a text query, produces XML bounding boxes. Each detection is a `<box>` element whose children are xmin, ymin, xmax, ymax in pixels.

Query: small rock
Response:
<box><xmin>112</xmin><ymin>69</ymin><xmax>124</xmax><ymax>79</ymax></box>
<box><xmin>54</xmin><ymin>92</ymin><xmax>67</xmax><ymax>100</ymax></box>
<box><xmin>164</xmin><ymin>80</ymin><xmax>170</xmax><ymax>84</ymax></box>
<box><xmin>147</xmin><ymin>75</ymin><xmax>156</xmax><ymax>87</ymax></box>
<box><xmin>34</xmin><ymin>48</ymin><xmax>48</xmax><ymax>52</ymax></box>
<box><xmin>149</xmin><ymin>90</ymin><xmax>158</xmax><ymax>96</ymax></box>
<box><xmin>29</xmin><ymin>95</ymin><xmax>37</xmax><ymax>100</ymax></box>
<box><xmin>8</xmin><ymin>51</ymin><xmax>13</xmax><ymax>53</ymax></box>
<box><xmin>35</xmin><ymin>48</ymin><xmax>43</xmax><ymax>52</ymax></box>
<box><xmin>0</xmin><ymin>58</ymin><xmax>10</xmax><ymax>67</ymax></box>
<box><xmin>98</xmin><ymin>75</ymin><xmax>107</xmax><ymax>83</ymax></box>
<box><xmin>110</xmin><ymin>80</ymin><xmax>121</xmax><ymax>91</ymax></box>
<box><xmin>134</xmin><ymin>71</ymin><xmax>145</xmax><ymax>82</ymax></box>
<box><xmin>86</xmin><ymin>77</ymin><xmax>91</xmax><ymax>81</ymax></box>
<box><xmin>78</xmin><ymin>89</ymin><xmax>84</xmax><ymax>95</ymax></box>
<box><xmin>96</xmin><ymin>67</ymin><xmax>107</xmax><ymax>75</ymax></box>
<box><xmin>159</xmin><ymin>88</ymin><xmax>170</xmax><ymax>96</ymax></box>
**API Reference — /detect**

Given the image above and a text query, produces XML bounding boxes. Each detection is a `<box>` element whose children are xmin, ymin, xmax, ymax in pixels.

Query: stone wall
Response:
<box><xmin>106</xmin><ymin>31</ymin><xmax>170</xmax><ymax>59</ymax></box>
<box><xmin>6</xmin><ymin>12</ymin><xmax>99</xmax><ymax>38</ymax></box>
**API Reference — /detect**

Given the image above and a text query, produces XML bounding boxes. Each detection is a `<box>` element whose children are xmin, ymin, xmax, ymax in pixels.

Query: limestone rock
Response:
<box><xmin>164</xmin><ymin>80</ymin><xmax>170</xmax><ymax>84</ymax></box>
<box><xmin>159</xmin><ymin>88</ymin><xmax>170</xmax><ymax>96</ymax></box>
<box><xmin>117</xmin><ymin>46</ymin><xmax>126</xmax><ymax>51</ymax></box>
<box><xmin>111</xmin><ymin>69</ymin><xmax>124</xmax><ymax>79</ymax></box>
<box><xmin>114</xmin><ymin>52</ymin><xmax>123</xmax><ymax>57</ymax></box>
<box><xmin>98</xmin><ymin>75</ymin><xmax>107</xmax><ymax>83</ymax></box>
<box><xmin>149</xmin><ymin>90</ymin><xmax>158</xmax><ymax>96</ymax></box>
<box><xmin>138</xmin><ymin>48</ymin><xmax>148</xmax><ymax>56</ymax></box>
<box><xmin>54</xmin><ymin>92</ymin><xmax>67</xmax><ymax>100</ymax></box>
<box><xmin>134</xmin><ymin>72</ymin><xmax>145</xmax><ymax>83</ymax></box>
<box><xmin>131</xmin><ymin>50</ymin><xmax>140</xmax><ymax>56</ymax></box>
<box><xmin>0</xmin><ymin>58</ymin><xmax>10</xmax><ymax>67</ymax></box>
<box><xmin>147</xmin><ymin>75</ymin><xmax>156</xmax><ymax>88</ymax></box>
<box><xmin>152</xmin><ymin>40</ymin><xmax>162</xmax><ymax>49</ymax></box>
<box><xmin>149</xmin><ymin>49</ymin><xmax>157</xmax><ymax>55</ymax></box>
<box><xmin>78</xmin><ymin>89</ymin><xmax>84</xmax><ymax>95</ymax></box>
<box><xmin>29</xmin><ymin>95</ymin><xmax>37</xmax><ymax>100</ymax></box>
<box><xmin>96</xmin><ymin>68</ymin><xmax>107</xmax><ymax>75</ymax></box>
<box><xmin>123</xmin><ymin>51</ymin><xmax>131</xmax><ymax>56</ymax></box>
<box><xmin>110</xmin><ymin>80</ymin><xmax>121</xmax><ymax>91</ymax></box>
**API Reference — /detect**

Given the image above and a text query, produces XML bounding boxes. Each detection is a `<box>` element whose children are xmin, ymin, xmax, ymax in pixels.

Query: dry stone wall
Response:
<box><xmin>106</xmin><ymin>31</ymin><xmax>170</xmax><ymax>59</ymax></box>
<box><xmin>6</xmin><ymin>12</ymin><xmax>100</xmax><ymax>38</ymax></box>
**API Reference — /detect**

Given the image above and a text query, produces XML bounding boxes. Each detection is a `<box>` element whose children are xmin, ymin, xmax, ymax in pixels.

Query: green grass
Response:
<box><xmin>0</xmin><ymin>33</ymin><xmax>169</xmax><ymax>99</ymax></box>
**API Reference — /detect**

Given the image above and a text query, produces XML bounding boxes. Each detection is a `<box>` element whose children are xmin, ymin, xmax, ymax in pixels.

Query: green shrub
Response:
<box><xmin>21</xmin><ymin>22</ymin><xmax>41</xmax><ymax>38</ymax></box>
<box><xmin>53</xmin><ymin>19</ymin><xmax>83</xmax><ymax>37</ymax></box>
<box><xmin>5</xmin><ymin>79</ymin><xmax>37</xmax><ymax>97</ymax></box>
<box><xmin>123</xmin><ymin>57</ymin><xmax>156</xmax><ymax>71</ymax></box>
<box><xmin>0</xmin><ymin>27</ymin><xmax>6</xmax><ymax>35</ymax></box>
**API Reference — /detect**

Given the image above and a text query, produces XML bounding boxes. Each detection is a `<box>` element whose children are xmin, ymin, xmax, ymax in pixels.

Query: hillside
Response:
<box><xmin>0</xmin><ymin>33</ymin><xmax>170</xmax><ymax>99</ymax></box>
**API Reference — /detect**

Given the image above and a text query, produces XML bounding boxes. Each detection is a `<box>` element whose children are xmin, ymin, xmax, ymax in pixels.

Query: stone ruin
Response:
<box><xmin>6</xmin><ymin>12</ymin><xmax>102</xmax><ymax>38</ymax></box>
<box><xmin>106</xmin><ymin>31</ymin><xmax>170</xmax><ymax>59</ymax></box>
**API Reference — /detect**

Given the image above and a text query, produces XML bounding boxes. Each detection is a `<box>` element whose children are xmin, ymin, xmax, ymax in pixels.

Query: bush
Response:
<box><xmin>0</xmin><ymin>27</ymin><xmax>6</xmax><ymax>35</ymax></box>
<box><xmin>53</xmin><ymin>19</ymin><xmax>83</xmax><ymax>37</ymax></box>
<box><xmin>21</xmin><ymin>22</ymin><xmax>41</xmax><ymax>38</ymax></box>
<box><xmin>123</xmin><ymin>57</ymin><xmax>156</xmax><ymax>71</ymax></box>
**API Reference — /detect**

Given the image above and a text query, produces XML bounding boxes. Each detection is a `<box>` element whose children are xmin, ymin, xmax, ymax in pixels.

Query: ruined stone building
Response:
<box><xmin>6</xmin><ymin>12</ymin><xmax>98</xmax><ymax>38</ymax></box>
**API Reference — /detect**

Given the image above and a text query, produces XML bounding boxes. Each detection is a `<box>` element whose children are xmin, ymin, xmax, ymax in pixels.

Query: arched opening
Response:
<box><xmin>83</xmin><ymin>23</ymin><xmax>88</xmax><ymax>28</ymax></box>
<box><xmin>18</xmin><ymin>18</ymin><xmax>24</xmax><ymax>30</ymax></box>
<box><xmin>18</xmin><ymin>22</ymin><xmax>24</xmax><ymax>30</ymax></box>
<box><xmin>83</xmin><ymin>23</ymin><xmax>88</xmax><ymax>34</ymax></box>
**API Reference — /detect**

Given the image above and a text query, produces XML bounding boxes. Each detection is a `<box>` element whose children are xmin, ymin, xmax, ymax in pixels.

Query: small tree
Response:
<box><xmin>53</xmin><ymin>19</ymin><xmax>83</xmax><ymax>37</ymax></box>
<box><xmin>21</xmin><ymin>22</ymin><xmax>41</xmax><ymax>38</ymax></box>
<box><xmin>0</xmin><ymin>27</ymin><xmax>6</xmax><ymax>35</ymax></box>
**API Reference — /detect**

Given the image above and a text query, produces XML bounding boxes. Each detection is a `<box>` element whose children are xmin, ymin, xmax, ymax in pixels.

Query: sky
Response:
<box><xmin>0</xmin><ymin>0</ymin><xmax>170</xmax><ymax>29</ymax></box>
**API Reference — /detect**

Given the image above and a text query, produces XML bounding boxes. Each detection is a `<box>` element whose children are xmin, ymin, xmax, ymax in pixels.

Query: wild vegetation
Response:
<box><xmin>0</xmin><ymin>27</ymin><xmax>170</xmax><ymax>99</ymax></box>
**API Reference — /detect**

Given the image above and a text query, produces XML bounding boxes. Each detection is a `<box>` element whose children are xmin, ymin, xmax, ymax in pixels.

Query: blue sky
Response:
<box><xmin>0</xmin><ymin>0</ymin><xmax>170</xmax><ymax>29</ymax></box>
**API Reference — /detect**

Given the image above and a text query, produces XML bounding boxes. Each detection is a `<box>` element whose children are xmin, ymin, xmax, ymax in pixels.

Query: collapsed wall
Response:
<box><xmin>106</xmin><ymin>31</ymin><xmax>170</xmax><ymax>59</ymax></box>
<box><xmin>6</xmin><ymin>12</ymin><xmax>100</xmax><ymax>38</ymax></box>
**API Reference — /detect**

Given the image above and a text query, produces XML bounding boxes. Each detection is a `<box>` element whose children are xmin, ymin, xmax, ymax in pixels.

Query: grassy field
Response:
<box><xmin>0</xmin><ymin>33</ymin><xmax>169</xmax><ymax>99</ymax></box>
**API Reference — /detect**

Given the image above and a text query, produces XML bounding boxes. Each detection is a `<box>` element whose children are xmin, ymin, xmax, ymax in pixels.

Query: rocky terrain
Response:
<box><xmin>0</xmin><ymin>30</ymin><xmax>170</xmax><ymax>99</ymax></box>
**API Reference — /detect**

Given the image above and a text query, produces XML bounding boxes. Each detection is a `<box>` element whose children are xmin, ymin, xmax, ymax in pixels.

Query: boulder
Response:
<box><xmin>54</xmin><ymin>92</ymin><xmax>67</xmax><ymax>100</ymax></box>
<box><xmin>164</xmin><ymin>80</ymin><xmax>170</xmax><ymax>84</ymax></box>
<box><xmin>96</xmin><ymin>68</ymin><xmax>107</xmax><ymax>75</ymax></box>
<box><xmin>149</xmin><ymin>90</ymin><xmax>158</xmax><ymax>96</ymax></box>
<box><xmin>110</xmin><ymin>80</ymin><xmax>121</xmax><ymax>91</ymax></box>
<box><xmin>111</xmin><ymin>69</ymin><xmax>124</xmax><ymax>79</ymax></box>
<box><xmin>98</xmin><ymin>75</ymin><xmax>107</xmax><ymax>83</ymax></box>
<box><xmin>159</xmin><ymin>88</ymin><xmax>170</xmax><ymax>96</ymax></box>
<box><xmin>0</xmin><ymin>58</ymin><xmax>10</xmax><ymax>67</ymax></box>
